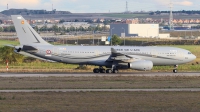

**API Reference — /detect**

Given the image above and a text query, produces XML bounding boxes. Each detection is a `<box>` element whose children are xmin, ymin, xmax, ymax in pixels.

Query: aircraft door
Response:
<box><xmin>151</xmin><ymin>49</ymin><xmax>158</xmax><ymax>58</ymax></box>
<box><xmin>54</xmin><ymin>47</ymin><xmax>63</xmax><ymax>62</ymax></box>
<box><xmin>95</xmin><ymin>50</ymin><xmax>100</xmax><ymax>56</ymax></box>
<box><xmin>54</xmin><ymin>47</ymin><xmax>59</xmax><ymax>55</ymax></box>
<box><xmin>178</xmin><ymin>51</ymin><xmax>184</xmax><ymax>58</ymax></box>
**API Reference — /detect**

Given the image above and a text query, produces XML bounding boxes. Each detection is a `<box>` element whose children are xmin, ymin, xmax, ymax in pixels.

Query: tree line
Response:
<box><xmin>34</xmin><ymin>24</ymin><xmax>109</xmax><ymax>33</ymax></box>
<box><xmin>0</xmin><ymin>24</ymin><xmax>109</xmax><ymax>33</ymax></box>
<box><xmin>0</xmin><ymin>47</ymin><xmax>24</xmax><ymax>64</ymax></box>
<box><xmin>0</xmin><ymin>26</ymin><xmax>16</xmax><ymax>32</ymax></box>
<box><xmin>59</xmin><ymin>19</ymin><xmax>111</xmax><ymax>25</ymax></box>
<box><xmin>150</xmin><ymin>10</ymin><xmax>200</xmax><ymax>15</ymax></box>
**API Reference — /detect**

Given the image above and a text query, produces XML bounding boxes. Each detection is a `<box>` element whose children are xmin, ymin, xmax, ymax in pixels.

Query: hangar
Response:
<box><xmin>110</xmin><ymin>24</ymin><xmax>159</xmax><ymax>38</ymax></box>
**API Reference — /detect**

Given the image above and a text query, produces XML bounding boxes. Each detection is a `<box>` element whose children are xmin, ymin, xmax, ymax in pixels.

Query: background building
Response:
<box><xmin>110</xmin><ymin>24</ymin><xmax>159</xmax><ymax>38</ymax></box>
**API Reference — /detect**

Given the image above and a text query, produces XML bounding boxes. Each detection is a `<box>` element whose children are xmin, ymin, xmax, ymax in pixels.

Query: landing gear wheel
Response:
<box><xmin>173</xmin><ymin>69</ymin><xmax>177</xmax><ymax>73</ymax></box>
<box><xmin>93</xmin><ymin>68</ymin><xmax>100</xmax><ymax>73</ymax></box>
<box><xmin>106</xmin><ymin>69</ymin><xmax>112</xmax><ymax>73</ymax></box>
<box><xmin>100</xmin><ymin>69</ymin><xmax>105</xmax><ymax>73</ymax></box>
<box><xmin>112</xmin><ymin>69</ymin><xmax>118</xmax><ymax>73</ymax></box>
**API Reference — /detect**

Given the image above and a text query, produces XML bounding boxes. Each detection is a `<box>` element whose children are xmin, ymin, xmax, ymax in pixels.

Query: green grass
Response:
<box><xmin>0</xmin><ymin>61</ymin><xmax>79</xmax><ymax>69</ymax></box>
<box><xmin>0</xmin><ymin>39</ymin><xmax>19</xmax><ymax>47</ymax></box>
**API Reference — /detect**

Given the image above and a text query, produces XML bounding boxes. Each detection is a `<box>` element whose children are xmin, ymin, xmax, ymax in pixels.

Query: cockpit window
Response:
<box><xmin>188</xmin><ymin>52</ymin><xmax>192</xmax><ymax>54</ymax></box>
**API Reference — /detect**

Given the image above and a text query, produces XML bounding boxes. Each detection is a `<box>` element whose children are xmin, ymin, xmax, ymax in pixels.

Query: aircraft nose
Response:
<box><xmin>191</xmin><ymin>54</ymin><xmax>196</xmax><ymax>61</ymax></box>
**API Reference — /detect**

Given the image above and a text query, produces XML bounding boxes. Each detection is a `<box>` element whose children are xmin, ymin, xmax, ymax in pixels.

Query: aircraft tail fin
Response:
<box><xmin>11</xmin><ymin>15</ymin><xmax>50</xmax><ymax>45</ymax></box>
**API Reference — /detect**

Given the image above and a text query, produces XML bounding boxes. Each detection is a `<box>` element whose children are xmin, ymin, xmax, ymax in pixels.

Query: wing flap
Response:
<box><xmin>108</xmin><ymin>48</ymin><xmax>141</xmax><ymax>63</ymax></box>
<box><xmin>107</xmin><ymin>48</ymin><xmax>134</xmax><ymax>63</ymax></box>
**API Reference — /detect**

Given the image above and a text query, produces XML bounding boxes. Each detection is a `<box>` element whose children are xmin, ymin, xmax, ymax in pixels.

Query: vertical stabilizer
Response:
<box><xmin>11</xmin><ymin>15</ymin><xmax>50</xmax><ymax>45</ymax></box>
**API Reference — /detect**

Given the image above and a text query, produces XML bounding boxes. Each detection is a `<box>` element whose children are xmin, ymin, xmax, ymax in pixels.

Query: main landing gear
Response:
<box><xmin>93</xmin><ymin>67</ymin><xmax>105</xmax><ymax>73</ymax></box>
<box><xmin>173</xmin><ymin>65</ymin><xmax>178</xmax><ymax>73</ymax></box>
<box><xmin>106</xmin><ymin>69</ymin><xmax>118</xmax><ymax>73</ymax></box>
<box><xmin>93</xmin><ymin>67</ymin><xmax>118</xmax><ymax>74</ymax></box>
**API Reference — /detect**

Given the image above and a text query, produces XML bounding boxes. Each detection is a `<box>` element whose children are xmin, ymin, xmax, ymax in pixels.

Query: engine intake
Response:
<box><xmin>128</xmin><ymin>60</ymin><xmax>153</xmax><ymax>71</ymax></box>
<box><xmin>14</xmin><ymin>48</ymin><xmax>22</xmax><ymax>53</ymax></box>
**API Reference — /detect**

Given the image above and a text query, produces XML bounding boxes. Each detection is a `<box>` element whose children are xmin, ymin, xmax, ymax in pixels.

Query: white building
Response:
<box><xmin>129</xmin><ymin>24</ymin><xmax>159</xmax><ymax>37</ymax></box>
<box><xmin>110</xmin><ymin>24</ymin><xmax>159</xmax><ymax>37</ymax></box>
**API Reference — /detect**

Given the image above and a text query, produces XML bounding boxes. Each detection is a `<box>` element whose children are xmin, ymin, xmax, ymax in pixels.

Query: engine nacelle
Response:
<box><xmin>128</xmin><ymin>60</ymin><xmax>153</xmax><ymax>71</ymax></box>
<box><xmin>14</xmin><ymin>48</ymin><xmax>22</xmax><ymax>53</ymax></box>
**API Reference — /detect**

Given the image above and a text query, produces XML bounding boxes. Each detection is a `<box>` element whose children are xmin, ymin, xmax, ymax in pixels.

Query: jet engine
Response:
<box><xmin>128</xmin><ymin>60</ymin><xmax>153</xmax><ymax>71</ymax></box>
<box><xmin>14</xmin><ymin>47</ymin><xmax>22</xmax><ymax>53</ymax></box>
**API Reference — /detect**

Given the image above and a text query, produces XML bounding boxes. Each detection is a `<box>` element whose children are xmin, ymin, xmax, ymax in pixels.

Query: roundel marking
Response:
<box><xmin>46</xmin><ymin>50</ymin><xmax>52</xmax><ymax>54</ymax></box>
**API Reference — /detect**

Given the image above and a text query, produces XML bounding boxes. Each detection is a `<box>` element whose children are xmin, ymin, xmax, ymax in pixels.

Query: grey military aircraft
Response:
<box><xmin>11</xmin><ymin>15</ymin><xmax>196</xmax><ymax>73</ymax></box>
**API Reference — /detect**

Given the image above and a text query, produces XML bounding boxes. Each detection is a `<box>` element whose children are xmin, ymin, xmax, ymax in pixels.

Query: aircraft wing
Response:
<box><xmin>107</xmin><ymin>48</ymin><xmax>141</xmax><ymax>63</ymax></box>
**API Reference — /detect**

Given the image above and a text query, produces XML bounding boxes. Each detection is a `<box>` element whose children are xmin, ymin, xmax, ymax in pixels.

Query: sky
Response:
<box><xmin>0</xmin><ymin>0</ymin><xmax>199</xmax><ymax>13</ymax></box>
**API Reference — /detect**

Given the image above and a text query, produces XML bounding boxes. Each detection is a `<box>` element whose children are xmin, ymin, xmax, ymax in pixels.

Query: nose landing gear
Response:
<box><xmin>173</xmin><ymin>65</ymin><xmax>178</xmax><ymax>73</ymax></box>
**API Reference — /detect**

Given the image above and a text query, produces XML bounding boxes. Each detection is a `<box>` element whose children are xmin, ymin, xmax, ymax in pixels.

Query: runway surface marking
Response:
<box><xmin>0</xmin><ymin>72</ymin><xmax>200</xmax><ymax>77</ymax></box>
<box><xmin>0</xmin><ymin>88</ymin><xmax>200</xmax><ymax>92</ymax></box>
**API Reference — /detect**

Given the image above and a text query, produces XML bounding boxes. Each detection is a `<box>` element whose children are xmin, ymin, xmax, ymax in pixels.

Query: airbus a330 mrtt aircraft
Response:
<box><xmin>11</xmin><ymin>15</ymin><xmax>196</xmax><ymax>73</ymax></box>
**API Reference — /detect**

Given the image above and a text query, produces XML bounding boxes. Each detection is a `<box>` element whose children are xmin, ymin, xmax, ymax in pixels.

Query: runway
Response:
<box><xmin>0</xmin><ymin>72</ymin><xmax>199</xmax><ymax>77</ymax></box>
<box><xmin>0</xmin><ymin>72</ymin><xmax>200</xmax><ymax>92</ymax></box>
<box><xmin>0</xmin><ymin>88</ymin><xmax>200</xmax><ymax>92</ymax></box>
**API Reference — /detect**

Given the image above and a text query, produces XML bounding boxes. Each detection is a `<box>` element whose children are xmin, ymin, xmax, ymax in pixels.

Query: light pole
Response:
<box><xmin>122</xmin><ymin>27</ymin><xmax>125</xmax><ymax>46</ymax></box>
<box><xmin>63</xmin><ymin>37</ymin><xmax>64</xmax><ymax>45</ymax></box>
<box><xmin>76</xmin><ymin>27</ymin><xmax>78</xmax><ymax>45</ymax></box>
<box><xmin>93</xmin><ymin>30</ymin><xmax>94</xmax><ymax>45</ymax></box>
<box><xmin>147</xmin><ymin>28</ymin><xmax>149</xmax><ymax>42</ymax></box>
<box><xmin>111</xmin><ymin>27</ymin><xmax>114</xmax><ymax>46</ymax></box>
<box><xmin>185</xmin><ymin>31</ymin><xmax>186</xmax><ymax>39</ymax></box>
<box><xmin>199</xmin><ymin>30</ymin><xmax>200</xmax><ymax>38</ymax></box>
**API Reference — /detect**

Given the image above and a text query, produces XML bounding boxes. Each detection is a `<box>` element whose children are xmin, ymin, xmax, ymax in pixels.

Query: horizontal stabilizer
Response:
<box><xmin>4</xmin><ymin>44</ymin><xmax>15</xmax><ymax>48</ymax></box>
<box><xmin>23</xmin><ymin>45</ymin><xmax>38</xmax><ymax>53</ymax></box>
<box><xmin>19</xmin><ymin>51</ymin><xmax>56</xmax><ymax>62</ymax></box>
